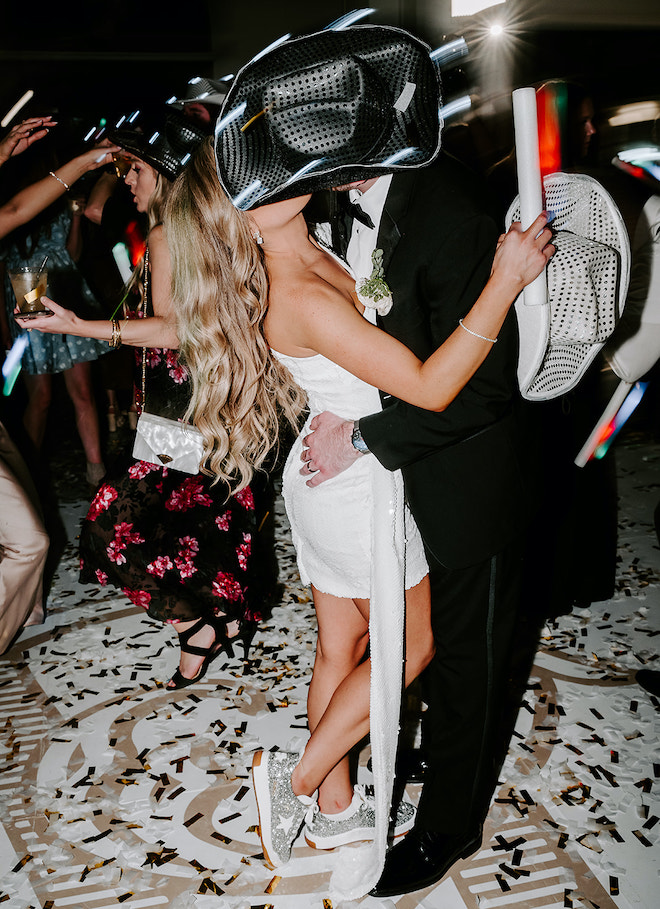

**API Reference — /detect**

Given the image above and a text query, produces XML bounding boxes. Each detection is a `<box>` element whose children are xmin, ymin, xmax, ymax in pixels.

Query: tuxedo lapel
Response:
<box><xmin>377</xmin><ymin>172</ymin><xmax>415</xmax><ymax>272</ymax></box>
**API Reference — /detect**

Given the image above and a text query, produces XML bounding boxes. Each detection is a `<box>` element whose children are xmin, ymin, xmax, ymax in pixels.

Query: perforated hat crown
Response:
<box><xmin>215</xmin><ymin>24</ymin><xmax>443</xmax><ymax>209</ymax></box>
<box><xmin>507</xmin><ymin>173</ymin><xmax>631</xmax><ymax>400</ymax></box>
<box><xmin>167</xmin><ymin>76</ymin><xmax>232</xmax><ymax>111</ymax></box>
<box><xmin>109</xmin><ymin>107</ymin><xmax>207</xmax><ymax>181</ymax></box>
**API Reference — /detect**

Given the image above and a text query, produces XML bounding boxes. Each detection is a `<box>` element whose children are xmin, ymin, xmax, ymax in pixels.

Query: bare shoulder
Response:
<box><xmin>266</xmin><ymin>269</ymin><xmax>358</xmax><ymax>354</ymax></box>
<box><xmin>148</xmin><ymin>224</ymin><xmax>167</xmax><ymax>251</ymax></box>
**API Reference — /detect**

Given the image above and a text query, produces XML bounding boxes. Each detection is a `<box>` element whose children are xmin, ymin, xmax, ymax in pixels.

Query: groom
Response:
<box><xmin>301</xmin><ymin>157</ymin><xmax>529</xmax><ymax>897</ymax></box>
<box><xmin>213</xmin><ymin>21</ymin><xmax>529</xmax><ymax>897</ymax></box>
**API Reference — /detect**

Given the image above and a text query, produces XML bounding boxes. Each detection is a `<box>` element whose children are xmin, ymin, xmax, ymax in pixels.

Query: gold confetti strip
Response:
<box><xmin>265</xmin><ymin>876</ymin><xmax>282</xmax><ymax>894</ymax></box>
<box><xmin>184</xmin><ymin>812</ymin><xmax>204</xmax><ymax>828</ymax></box>
<box><xmin>198</xmin><ymin>878</ymin><xmax>225</xmax><ymax>895</ymax></box>
<box><xmin>11</xmin><ymin>854</ymin><xmax>32</xmax><ymax>872</ymax></box>
<box><xmin>211</xmin><ymin>832</ymin><xmax>232</xmax><ymax>844</ymax></box>
<box><xmin>632</xmin><ymin>829</ymin><xmax>653</xmax><ymax>846</ymax></box>
<box><xmin>323</xmin><ymin>901</ymin><xmax>334</xmax><ymax>909</ymax></box>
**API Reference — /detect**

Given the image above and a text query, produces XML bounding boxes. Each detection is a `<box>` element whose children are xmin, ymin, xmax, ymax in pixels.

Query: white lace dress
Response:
<box><xmin>273</xmin><ymin>330</ymin><xmax>428</xmax><ymax>898</ymax></box>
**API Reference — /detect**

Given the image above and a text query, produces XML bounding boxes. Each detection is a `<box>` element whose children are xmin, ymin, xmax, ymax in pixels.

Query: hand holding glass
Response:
<box><xmin>10</xmin><ymin>266</ymin><xmax>53</xmax><ymax>320</ymax></box>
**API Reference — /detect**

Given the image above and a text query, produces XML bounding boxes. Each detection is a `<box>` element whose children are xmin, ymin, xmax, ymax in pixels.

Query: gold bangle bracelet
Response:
<box><xmin>109</xmin><ymin>319</ymin><xmax>122</xmax><ymax>349</ymax></box>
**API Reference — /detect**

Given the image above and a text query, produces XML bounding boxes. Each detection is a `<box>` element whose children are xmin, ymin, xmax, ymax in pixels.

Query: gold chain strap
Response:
<box><xmin>139</xmin><ymin>247</ymin><xmax>150</xmax><ymax>415</ymax></box>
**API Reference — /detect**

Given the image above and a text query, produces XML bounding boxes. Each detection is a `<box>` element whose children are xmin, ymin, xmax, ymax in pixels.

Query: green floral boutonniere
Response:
<box><xmin>355</xmin><ymin>248</ymin><xmax>393</xmax><ymax>316</ymax></box>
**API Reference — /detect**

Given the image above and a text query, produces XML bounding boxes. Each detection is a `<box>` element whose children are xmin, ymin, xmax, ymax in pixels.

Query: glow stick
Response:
<box><xmin>325</xmin><ymin>8</ymin><xmax>374</xmax><ymax>30</ymax></box>
<box><xmin>2</xmin><ymin>335</ymin><xmax>29</xmax><ymax>396</ymax></box>
<box><xmin>430</xmin><ymin>37</ymin><xmax>468</xmax><ymax>67</ymax></box>
<box><xmin>112</xmin><ymin>242</ymin><xmax>133</xmax><ymax>284</ymax></box>
<box><xmin>1</xmin><ymin>90</ymin><xmax>34</xmax><ymax>128</ymax></box>
<box><xmin>574</xmin><ymin>380</ymin><xmax>648</xmax><ymax>467</ymax></box>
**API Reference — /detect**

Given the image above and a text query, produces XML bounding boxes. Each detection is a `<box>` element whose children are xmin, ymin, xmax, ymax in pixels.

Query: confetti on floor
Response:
<box><xmin>0</xmin><ymin>432</ymin><xmax>658</xmax><ymax>908</ymax></box>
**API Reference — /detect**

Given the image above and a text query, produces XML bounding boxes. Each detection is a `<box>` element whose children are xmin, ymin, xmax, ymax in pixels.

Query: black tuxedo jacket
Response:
<box><xmin>346</xmin><ymin>155</ymin><xmax>528</xmax><ymax>570</ymax></box>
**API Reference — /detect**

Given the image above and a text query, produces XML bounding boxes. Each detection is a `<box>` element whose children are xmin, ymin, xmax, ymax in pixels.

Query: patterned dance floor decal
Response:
<box><xmin>1</xmin><ymin>437</ymin><xmax>658</xmax><ymax>908</ymax></box>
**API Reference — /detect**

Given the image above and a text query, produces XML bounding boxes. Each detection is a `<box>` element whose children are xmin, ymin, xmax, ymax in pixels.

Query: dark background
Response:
<box><xmin>1</xmin><ymin>2</ymin><xmax>659</xmax><ymax>140</ymax></box>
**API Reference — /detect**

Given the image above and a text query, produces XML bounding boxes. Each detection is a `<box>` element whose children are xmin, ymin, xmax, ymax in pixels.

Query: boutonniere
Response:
<box><xmin>355</xmin><ymin>248</ymin><xmax>393</xmax><ymax>316</ymax></box>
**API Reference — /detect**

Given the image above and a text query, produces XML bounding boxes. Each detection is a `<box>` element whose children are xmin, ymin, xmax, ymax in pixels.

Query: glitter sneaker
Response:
<box><xmin>252</xmin><ymin>750</ymin><xmax>315</xmax><ymax>868</ymax></box>
<box><xmin>304</xmin><ymin>784</ymin><xmax>416</xmax><ymax>849</ymax></box>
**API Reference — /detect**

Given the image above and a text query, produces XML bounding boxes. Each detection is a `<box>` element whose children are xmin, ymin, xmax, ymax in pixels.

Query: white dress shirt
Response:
<box><xmin>346</xmin><ymin>174</ymin><xmax>392</xmax><ymax>281</ymax></box>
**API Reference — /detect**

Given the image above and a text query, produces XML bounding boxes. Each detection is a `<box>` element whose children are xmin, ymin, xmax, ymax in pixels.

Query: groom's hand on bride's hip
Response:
<box><xmin>300</xmin><ymin>411</ymin><xmax>362</xmax><ymax>487</ymax></box>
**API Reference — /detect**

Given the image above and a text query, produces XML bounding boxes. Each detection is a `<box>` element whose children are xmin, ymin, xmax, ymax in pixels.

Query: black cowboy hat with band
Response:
<box><xmin>215</xmin><ymin>23</ymin><xmax>443</xmax><ymax>210</ymax></box>
<box><xmin>108</xmin><ymin>107</ymin><xmax>207</xmax><ymax>181</ymax></box>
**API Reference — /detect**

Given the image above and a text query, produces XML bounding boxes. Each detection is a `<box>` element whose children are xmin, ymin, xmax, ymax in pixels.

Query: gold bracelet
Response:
<box><xmin>48</xmin><ymin>171</ymin><xmax>70</xmax><ymax>192</ymax></box>
<box><xmin>458</xmin><ymin>318</ymin><xmax>497</xmax><ymax>344</ymax></box>
<box><xmin>109</xmin><ymin>319</ymin><xmax>122</xmax><ymax>348</ymax></box>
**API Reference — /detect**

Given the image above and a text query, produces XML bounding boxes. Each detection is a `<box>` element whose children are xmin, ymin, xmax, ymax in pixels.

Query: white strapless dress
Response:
<box><xmin>273</xmin><ymin>331</ymin><xmax>428</xmax><ymax>899</ymax></box>
<box><xmin>275</xmin><ymin>349</ymin><xmax>428</xmax><ymax>598</ymax></box>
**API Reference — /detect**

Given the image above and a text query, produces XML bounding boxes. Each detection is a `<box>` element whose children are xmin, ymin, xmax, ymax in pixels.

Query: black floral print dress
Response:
<box><xmin>79</xmin><ymin>341</ymin><xmax>276</xmax><ymax>628</ymax></box>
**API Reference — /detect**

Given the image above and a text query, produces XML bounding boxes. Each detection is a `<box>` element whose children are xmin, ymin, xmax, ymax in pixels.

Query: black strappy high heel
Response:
<box><xmin>167</xmin><ymin>615</ymin><xmax>232</xmax><ymax>690</ymax></box>
<box><xmin>237</xmin><ymin>620</ymin><xmax>257</xmax><ymax>664</ymax></box>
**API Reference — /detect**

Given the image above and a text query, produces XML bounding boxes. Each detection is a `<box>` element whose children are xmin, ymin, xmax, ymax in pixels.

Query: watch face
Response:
<box><xmin>352</xmin><ymin>427</ymin><xmax>369</xmax><ymax>453</ymax></box>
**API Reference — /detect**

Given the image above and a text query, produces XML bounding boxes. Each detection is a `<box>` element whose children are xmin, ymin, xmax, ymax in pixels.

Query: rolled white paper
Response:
<box><xmin>512</xmin><ymin>87</ymin><xmax>546</xmax><ymax>307</ymax></box>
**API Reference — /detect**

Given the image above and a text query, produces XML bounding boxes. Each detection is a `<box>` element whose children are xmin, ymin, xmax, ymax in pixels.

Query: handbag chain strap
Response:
<box><xmin>139</xmin><ymin>246</ymin><xmax>150</xmax><ymax>416</ymax></box>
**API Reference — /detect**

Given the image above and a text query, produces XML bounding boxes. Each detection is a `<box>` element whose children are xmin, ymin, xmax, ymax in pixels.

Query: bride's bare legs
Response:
<box><xmin>305</xmin><ymin>587</ymin><xmax>370</xmax><ymax>814</ymax></box>
<box><xmin>291</xmin><ymin>576</ymin><xmax>433</xmax><ymax>803</ymax></box>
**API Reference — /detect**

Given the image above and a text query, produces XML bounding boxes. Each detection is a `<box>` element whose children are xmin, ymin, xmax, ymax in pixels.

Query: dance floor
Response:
<box><xmin>1</xmin><ymin>434</ymin><xmax>658</xmax><ymax>909</ymax></box>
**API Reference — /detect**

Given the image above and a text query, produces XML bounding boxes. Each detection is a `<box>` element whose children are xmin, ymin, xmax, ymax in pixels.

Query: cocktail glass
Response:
<box><xmin>8</xmin><ymin>266</ymin><xmax>52</xmax><ymax>319</ymax></box>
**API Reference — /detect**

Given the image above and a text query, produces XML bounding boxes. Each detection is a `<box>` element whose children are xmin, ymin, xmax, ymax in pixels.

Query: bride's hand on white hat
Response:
<box><xmin>492</xmin><ymin>212</ymin><xmax>555</xmax><ymax>293</ymax></box>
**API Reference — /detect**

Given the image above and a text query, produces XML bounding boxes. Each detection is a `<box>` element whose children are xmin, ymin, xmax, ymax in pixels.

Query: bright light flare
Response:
<box><xmin>490</xmin><ymin>24</ymin><xmax>504</xmax><ymax>37</ymax></box>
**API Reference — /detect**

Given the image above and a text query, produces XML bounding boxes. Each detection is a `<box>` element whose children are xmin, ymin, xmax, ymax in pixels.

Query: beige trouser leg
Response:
<box><xmin>0</xmin><ymin>422</ymin><xmax>49</xmax><ymax>654</ymax></box>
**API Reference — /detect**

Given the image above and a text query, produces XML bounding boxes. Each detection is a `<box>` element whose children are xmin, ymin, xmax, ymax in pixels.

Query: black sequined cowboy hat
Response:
<box><xmin>215</xmin><ymin>23</ymin><xmax>443</xmax><ymax>209</ymax></box>
<box><xmin>108</xmin><ymin>107</ymin><xmax>207</xmax><ymax>181</ymax></box>
<box><xmin>167</xmin><ymin>75</ymin><xmax>233</xmax><ymax>111</ymax></box>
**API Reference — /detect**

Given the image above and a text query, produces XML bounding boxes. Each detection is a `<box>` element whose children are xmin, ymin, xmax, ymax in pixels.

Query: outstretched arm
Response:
<box><xmin>0</xmin><ymin>142</ymin><xmax>118</xmax><ymax>241</ymax></box>
<box><xmin>302</xmin><ymin>213</ymin><xmax>552</xmax><ymax>411</ymax></box>
<box><xmin>301</xmin><ymin>213</ymin><xmax>553</xmax><ymax>486</ymax></box>
<box><xmin>18</xmin><ymin>225</ymin><xmax>179</xmax><ymax>349</ymax></box>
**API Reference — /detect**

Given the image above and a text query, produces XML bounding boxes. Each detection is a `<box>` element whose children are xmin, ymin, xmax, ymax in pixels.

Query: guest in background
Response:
<box><xmin>24</xmin><ymin>109</ymin><xmax>277</xmax><ymax>688</ymax></box>
<box><xmin>0</xmin><ymin>128</ymin><xmax>118</xmax><ymax>486</ymax></box>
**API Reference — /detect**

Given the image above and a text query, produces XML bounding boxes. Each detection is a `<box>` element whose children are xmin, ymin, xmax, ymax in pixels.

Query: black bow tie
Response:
<box><xmin>340</xmin><ymin>195</ymin><xmax>375</xmax><ymax>230</ymax></box>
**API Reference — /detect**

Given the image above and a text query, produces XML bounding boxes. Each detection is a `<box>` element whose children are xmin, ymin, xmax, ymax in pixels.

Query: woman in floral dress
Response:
<box><xmin>24</xmin><ymin>109</ymin><xmax>276</xmax><ymax>687</ymax></box>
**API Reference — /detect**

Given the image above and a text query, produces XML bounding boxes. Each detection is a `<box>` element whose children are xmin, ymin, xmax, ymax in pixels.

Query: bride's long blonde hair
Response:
<box><xmin>164</xmin><ymin>138</ymin><xmax>307</xmax><ymax>491</ymax></box>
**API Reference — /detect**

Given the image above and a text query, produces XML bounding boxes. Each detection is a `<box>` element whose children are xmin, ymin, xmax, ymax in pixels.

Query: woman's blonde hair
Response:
<box><xmin>164</xmin><ymin>138</ymin><xmax>307</xmax><ymax>491</ymax></box>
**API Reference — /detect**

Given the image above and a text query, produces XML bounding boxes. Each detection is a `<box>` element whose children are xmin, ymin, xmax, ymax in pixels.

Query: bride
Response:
<box><xmin>163</xmin><ymin>135</ymin><xmax>553</xmax><ymax>887</ymax></box>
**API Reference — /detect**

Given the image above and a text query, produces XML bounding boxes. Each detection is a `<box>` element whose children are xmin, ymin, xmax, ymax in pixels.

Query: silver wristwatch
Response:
<box><xmin>351</xmin><ymin>420</ymin><xmax>370</xmax><ymax>454</ymax></box>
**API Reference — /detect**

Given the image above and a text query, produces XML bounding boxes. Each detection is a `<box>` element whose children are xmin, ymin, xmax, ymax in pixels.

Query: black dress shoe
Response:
<box><xmin>369</xmin><ymin>747</ymin><xmax>429</xmax><ymax>783</ymax></box>
<box><xmin>637</xmin><ymin>669</ymin><xmax>660</xmax><ymax>697</ymax></box>
<box><xmin>396</xmin><ymin>747</ymin><xmax>429</xmax><ymax>783</ymax></box>
<box><xmin>370</xmin><ymin>828</ymin><xmax>482</xmax><ymax>898</ymax></box>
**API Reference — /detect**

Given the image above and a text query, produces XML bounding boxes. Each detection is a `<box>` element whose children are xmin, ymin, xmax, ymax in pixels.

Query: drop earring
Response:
<box><xmin>253</xmin><ymin>232</ymin><xmax>264</xmax><ymax>245</ymax></box>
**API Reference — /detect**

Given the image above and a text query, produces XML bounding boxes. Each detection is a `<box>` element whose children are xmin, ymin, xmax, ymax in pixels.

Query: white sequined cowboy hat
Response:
<box><xmin>506</xmin><ymin>172</ymin><xmax>631</xmax><ymax>400</ymax></box>
<box><xmin>214</xmin><ymin>23</ymin><xmax>443</xmax><ymax>210</ymax></box>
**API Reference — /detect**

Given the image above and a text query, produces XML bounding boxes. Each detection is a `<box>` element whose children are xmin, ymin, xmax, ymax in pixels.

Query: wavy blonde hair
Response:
<box><xmin>164</xmin><ymin>138</ymin><xmax>307</xmax><ymax>491</ymax></box>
